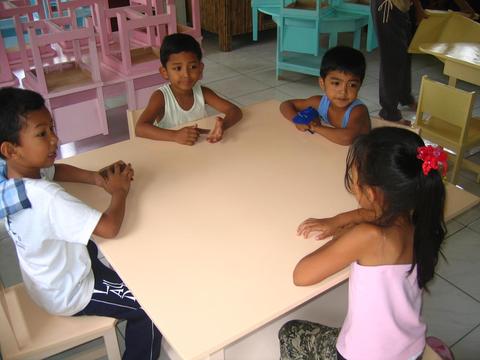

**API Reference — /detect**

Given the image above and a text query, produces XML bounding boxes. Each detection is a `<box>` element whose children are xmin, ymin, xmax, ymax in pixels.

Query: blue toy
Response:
<box><xmin>293</xmin><ymin>106</ymin><xmax>319</xmax><ymax>125</ymax></box>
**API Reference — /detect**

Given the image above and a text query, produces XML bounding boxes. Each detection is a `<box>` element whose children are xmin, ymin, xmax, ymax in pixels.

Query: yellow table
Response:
<box><xmin>60</xmin><ymin>100</ymin><xmax>479</xmax><ymax>360</ymax></box>
<box><xmin>419</xmin><ymin>42</ymin><xmax>480</xmax><ymax>87</ymax></box>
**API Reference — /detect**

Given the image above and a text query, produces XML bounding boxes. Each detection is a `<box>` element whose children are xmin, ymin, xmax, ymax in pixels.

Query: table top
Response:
<box><xmin>60</xmin><ymin>100</ymin><xmax>479</xmax><ymax>360</ymax></box>
<box><xmin>419</xmin><ymin>42</ymin><xmax>480</xmax><ymax>69</ymax></box>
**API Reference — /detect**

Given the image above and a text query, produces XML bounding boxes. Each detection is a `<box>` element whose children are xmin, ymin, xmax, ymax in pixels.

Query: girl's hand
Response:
<box><xmin>175</xmin><ymin>125</ymin><xmax>200</xmax><ymax>145</ymax></box>
<box><xmin>297</xmin><ymin>217</ymin><xmax>339</xmax><ymax>240</ymax></box>
<box><xmin>103</xmin><ymin>163</ymin><xmax>134</xmax><ymax>195</ymax></box>
<box><xmin>207</xmin><ymin>117</ymin><xmax>224</xmax><ymax>143</ymax></box>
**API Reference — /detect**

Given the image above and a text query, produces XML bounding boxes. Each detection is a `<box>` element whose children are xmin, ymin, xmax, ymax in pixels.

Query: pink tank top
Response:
<box><xmin>336</xmin><ymin>262</ymin><xmax>426</xmax><ymax>360</ymax></box>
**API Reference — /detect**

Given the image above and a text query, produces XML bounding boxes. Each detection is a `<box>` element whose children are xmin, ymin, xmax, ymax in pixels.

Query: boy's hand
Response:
<box><xmin>93</xmin><ymin>171</ymin><xmax>107</xmax><ymax>188</ymax></box>
<box><xmin>102</xmin><ymin>162</ymin><xmax>134</xmax><ymax>195</ymax></box>
<box><xmin>295</xmin><ymin>124</ymin><xmax>311</xmax><ymax>132</ymax></box>
<box><xmin>175</xmin><ymin>125</ymin><xmax>200</xmax><ymax>145</ymax></box>
<box><xmin>297</xmin><ymin>217</ymin><xmax>339</xmax><ymax>240</ymax></box>
<box><xmin>207</xmin><ymin>117</ymin><xmax>224</xmax><ymax>143</ymax></box>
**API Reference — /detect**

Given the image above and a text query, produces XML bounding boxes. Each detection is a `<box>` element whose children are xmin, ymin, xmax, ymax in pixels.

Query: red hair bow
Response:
<box><xmin>417</xmin><ymin>145</ymin><xmax>448</xmax><ymax>176</ymax></box>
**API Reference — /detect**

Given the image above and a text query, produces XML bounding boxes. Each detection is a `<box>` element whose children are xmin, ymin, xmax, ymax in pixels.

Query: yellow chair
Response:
<box><xmin>371</xmin><ymin>116</ymin><xmax>420</xmax><ymax>134</ymax></box>
<box><xmin>414</xmin><ymin>75</ymin><xmax>480</xmax><ymax>184</ymax></box>
<box><xmin>408</xmin><ymin>10</ymin><xmax>480</xmax><ymax>54</ymax></box>
<box><xmin>0</xmin><ymin>278</ymin><xmax>121</xmax><ymax>360</ymax></box>
<box><xmin>127</xmin><ymin>108</ymin><xmax>145</xmax><ymax>140</ymax></box>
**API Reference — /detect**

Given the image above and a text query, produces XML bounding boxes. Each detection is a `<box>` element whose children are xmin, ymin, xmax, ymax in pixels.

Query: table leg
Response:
<box><xmin>218</xmin><ymin>0</ymin><xmax>232</xmax><ymax>51</ymax></box>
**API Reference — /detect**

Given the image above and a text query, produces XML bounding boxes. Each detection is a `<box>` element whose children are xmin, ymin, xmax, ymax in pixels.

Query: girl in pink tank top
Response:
<box><xmin>279</xmin><ymin>127</ymin><xmax>448</xmax><ymax>360</ymax></box>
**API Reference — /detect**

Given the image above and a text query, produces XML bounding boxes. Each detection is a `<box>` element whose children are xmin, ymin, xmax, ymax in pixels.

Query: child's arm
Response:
<box><xmin>201</xmin><ymin>86</ymin><xmax>242</xmax><ymax>143</ymax></box>
<box><xmin>293</xmin><ymin>223</ymin><xmax>378</xmax><ymax>286</ymax></box>
<box><xmin>135</xmin><ymin>90</ymin><xmax>201</xmax><ymax>145</ymax></box>
<box><xmin>280</xmin><ymin>97</ymin><xmax>322</xmax><ymax>132</ymax></box>
<box><xmin>54</xmin><ymin>164</ymin><xmax>105</xmax><ymax>187</ymax></box>
<box><xmin>297</xmin><ymin>208</ymin><xmax>377</xmax><ymax>240</ymax></box>
<box><xmin>309</xmin><ymin>105</ymin><xmax>370</xmax><ymax>145</ymax></box>
<box><xmin>93</xmin><ymin>163</ymin><xmax>133</xmax><ymax>238</ymax></box>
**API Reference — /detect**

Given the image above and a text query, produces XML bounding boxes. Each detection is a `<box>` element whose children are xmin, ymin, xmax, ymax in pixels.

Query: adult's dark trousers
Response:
<box><xmin>371</xmin><ymin>0</ymin><xmax>415</xmax><ymax>121</ymax></box>
<box><xmin>75</xmin><ymin>241</ymin><xmax>162</xmax><ymax>360</ymax></box>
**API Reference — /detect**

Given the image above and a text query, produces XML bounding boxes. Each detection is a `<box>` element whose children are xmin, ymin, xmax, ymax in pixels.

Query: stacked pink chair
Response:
<box><xmin>20</xmin><ymin>17</ymin><xmax>108</xmax><ymax>144</ymax></box>
<box><xmin>0</xmin><ymin>35</ymin><xmax>18</xmax><ymax>87</ymax></box>
<box><xmin>93</xmin><ymin>0</ymin><xmax>177</xmax><ymax>109</ymax></box>
<box><xmin>0</xmin><ymin>0</ymin><xmax>57</xmax><ymax>66</ymax></box>
<box><xmin>52</xmin><ymin>0</ymin><xmax>108</xmax><ymax>54</ymax></box>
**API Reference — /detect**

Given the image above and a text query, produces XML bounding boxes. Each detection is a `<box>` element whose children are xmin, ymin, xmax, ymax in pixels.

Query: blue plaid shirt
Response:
<box><xmin>0</xmin><ymin>160</ymin><xmax>31</xmax><ymax>218</ymax></box>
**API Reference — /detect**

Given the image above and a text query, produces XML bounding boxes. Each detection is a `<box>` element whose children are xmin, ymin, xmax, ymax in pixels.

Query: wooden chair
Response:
<box><xmin>21</xmin><ymin>17</ymin><xmax>109</xmax><ymax>144</ymax></box>
<box><xmin>0</xmin><ymin>34</ymin><xmax>18</xmax><ymax>87</ymax></box>
<box><xmin>252</xmin><ymin>0</ymin><xmax>376</xmax><ymax>51</ymax></box>
<box><xmin>251</xmin><ymin>0</ymin><xmax>291</xmax><ymax>41</ymax></box>
<box><xmin>331</xmin><ymin>0</ymin><xmax>377</xmax><ymax>52</ymax></box>
<box><xmin>414</xmin><ymin>75</ymin><xmax>480</xmax><ymax>184</ymax></box>
<box><xmin>0</xmin><ymin>0</ymin><xmax>57</xmax><ymax>66</ymax></box>
<box><xmin>94</xmin><ymin>2</ymin><xmax>177</xmax><ymax>109</ymax></box>
<box><xmin>52</xmin><ymin>0</ymin><xmax>108</xmax><ymax>54</ymax></box>
<box><xmin>0</xmin><ymin>277</ymin><xmax>121</xmax><ymax>360</ymax></box>
<box><xmin>409</xmin><ymin>10</ymin><xmax>480</xmax><ymax>54</ymax></box>
<box><xmin>276</xmin><ymin>0</ymin><xmax>368</xmax><ymax>77</ymax></box>
<box><xmin>371</xmin><ymin>116</ymin><xmax>420</xmax><ymax>134</ymax></box>
<box><xmin>127</xmin><ymin>107</ymin><xmax>144</xmax><ymax>139</ymax></box>
<box><xmin>130</xmin><ymin>0</ymin><xmax>202</xmax><ymax>41</ymax></box>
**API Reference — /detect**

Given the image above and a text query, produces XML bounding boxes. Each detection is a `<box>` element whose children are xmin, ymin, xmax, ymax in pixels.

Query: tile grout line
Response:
<box><xmin>450</xmin><ymin>321</ymin><xmax>480</xmax><ymax>348</ymax></box>
<box><xmin>434</xmin><ymin>272</ymin><xmax>480</xmax><ymax>304</ymax></box>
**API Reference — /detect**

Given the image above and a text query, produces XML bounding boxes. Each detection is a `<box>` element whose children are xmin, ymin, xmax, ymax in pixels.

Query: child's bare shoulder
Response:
<box><xmin>342</xmin><ymin>222</ymin><xmax>384</xmax><ymax>245</ymax></box>
<box><xmin>348</xmin><ymin>103</ymin><xmax>371</xmax><ymax>128</ymax></box>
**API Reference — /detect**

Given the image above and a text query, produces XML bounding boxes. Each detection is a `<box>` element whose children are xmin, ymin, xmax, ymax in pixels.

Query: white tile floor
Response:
<box><xmin>1</xmin><ymin>29</ymin><xmax>480</xmax><ymax>360</ymax></box>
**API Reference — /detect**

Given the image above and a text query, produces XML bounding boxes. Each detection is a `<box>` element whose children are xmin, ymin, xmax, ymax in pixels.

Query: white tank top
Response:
<box><xmin>153</xmin><ymin>83</ymin><xmax>207</xmax><ymax>129</ymax></box>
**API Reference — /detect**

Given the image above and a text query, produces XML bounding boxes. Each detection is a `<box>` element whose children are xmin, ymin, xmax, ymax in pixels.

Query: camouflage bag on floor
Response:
<box><xmin>279</xmin><ymin>320</ymin><xmax>340</xmax><ymax>360</ymax></box>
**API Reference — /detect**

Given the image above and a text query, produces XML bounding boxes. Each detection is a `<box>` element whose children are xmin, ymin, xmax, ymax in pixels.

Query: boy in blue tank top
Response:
<box><xmin>280</xmin><ymin>46</ymin><xmax>371</xmax><ymax>146</ymax></box>
<box><xmin>136</xmin><ymin>33</ymin><xmax>242</xmax><ymax>145</ymax></box>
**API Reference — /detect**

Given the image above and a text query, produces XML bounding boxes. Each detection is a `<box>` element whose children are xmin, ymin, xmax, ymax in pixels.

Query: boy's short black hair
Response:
<box><xmin>320</xmin><ymin>46</ymin><xmax>366</xmax><ymax>82</ymax></box>
<box><xmin>160</xmin><ymin>33</ymin><xmax>202</xmax><ymax>67</ymax></box>
<box><xmin>0</xmin><ymin>87</ymin><xmax>45</xmax><ymax>157</ymax></box>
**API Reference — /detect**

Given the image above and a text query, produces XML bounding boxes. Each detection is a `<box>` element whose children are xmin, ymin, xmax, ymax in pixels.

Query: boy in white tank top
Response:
<box><xmin>136</xmin><ymin>33</ymin><xmax>242</xmax><ymax>145</ymax></box>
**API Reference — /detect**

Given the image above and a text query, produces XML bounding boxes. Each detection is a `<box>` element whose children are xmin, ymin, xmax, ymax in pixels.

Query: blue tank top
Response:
<box><xmin>317</xmin><ymin>97</ymin><xmax>364</xmax><ymax>128</ymax></box>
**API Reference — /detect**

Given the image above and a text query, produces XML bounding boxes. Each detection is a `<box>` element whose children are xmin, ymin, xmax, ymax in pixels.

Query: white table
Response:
<box><xmin>60</xmin><ymin>100</ymin><xmax>479</xmax><ymax>360</ymax></box>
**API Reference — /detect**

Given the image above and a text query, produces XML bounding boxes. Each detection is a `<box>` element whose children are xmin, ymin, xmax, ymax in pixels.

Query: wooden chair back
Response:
<box><xmin>0</xmin><ymin>276</ymin><xmax>122</xmax><ymax>360</ymax></box>
<box><xmin>127</xmin><ymin>107</ymin><xmax>145</xmax><ymax>139</ymax></box>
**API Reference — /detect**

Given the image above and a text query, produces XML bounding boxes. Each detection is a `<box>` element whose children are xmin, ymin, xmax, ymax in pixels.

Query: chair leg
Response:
<box><xmin>103</xmin><ymin>327</ymin><xmax>122</xmax><ymax>360</ymax></box>
<box><xmin>329</xmin><ymin>32</ymin><xmax>338</xmax><ymax>48</ymax></box>
<box><xmin>449</xmin><ymin>148</ymin><xmax>465</xmax><ymax>185</ymax></box>
<box><xmin>252</xmin><ymin>7</ymin><xmax>258</xmax><ymax>41</ymax></box>
<box><xmin>353</xmin><ymin>28</ymin><xmax>361</xmax><ymax>49</ymax></box>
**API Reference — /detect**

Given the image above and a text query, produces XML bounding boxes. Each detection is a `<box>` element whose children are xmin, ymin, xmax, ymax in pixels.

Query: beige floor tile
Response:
<box><xmin>206</xmin><ymin>75</ymin><xmax>271</xmax><ymax>99</ymax></box>
<box><xmin>436</xmin><ymin>227</ymin><xmax>480</xmax><ymax>301</ymax></box>
<box><xmin>450</xmin><ymin>323</ymin><xmax>480</xmax><ymax>360</ymax></box>
<box><xmin>422</xmin><ymin>276</ymin><xmax>480</xmax><ymax>346</ymax></box>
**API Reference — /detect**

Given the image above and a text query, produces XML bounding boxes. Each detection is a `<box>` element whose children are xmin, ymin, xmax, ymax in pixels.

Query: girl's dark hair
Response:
<box><xmin>345</xmin><ymin>127</ymin><xmax>446</xmax><ymax>289</ymax></box>
<box><xmin>0</xmin><ymin>87</ymin><xmax>45</xmax><ymax>158</ymax></box>
<box><xmin>320</xmin><ymin>46</ymin><xmax>366</xmax><ymax>82</ymax></box>
<box><xmin>160</xmin><ymin>33</ymin><xmax>202</xmax><ymax>67</ymax></box>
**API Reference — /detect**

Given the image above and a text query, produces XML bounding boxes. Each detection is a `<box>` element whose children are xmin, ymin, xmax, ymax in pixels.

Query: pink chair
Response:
<box><xmin>0</xmin><ymin>35</ymin><xmax>19</xmax><ymax>87</ymax></box>
<box><xmin>129</xmin><ymin>0</ymin><xmax>202</xmax><ymax>41</ymax></box>
<box><xmin>94</xmin><ymin>2</ymin><xmax>178</xmax><ymax>109</ymax></box>
<box><xmin>21</xmin><ymin>17</ymin><xmax>108</xmax><ymax>144</ymax></box>
<box><xmin>51</xmin><ymin>0</ymin><xmax>108</xmax><ymax>54</ymax></box>
<box><xmin>0</xmin><ymin>0</ymin><xmax>57</xmax><ymax>66</ymax></box>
